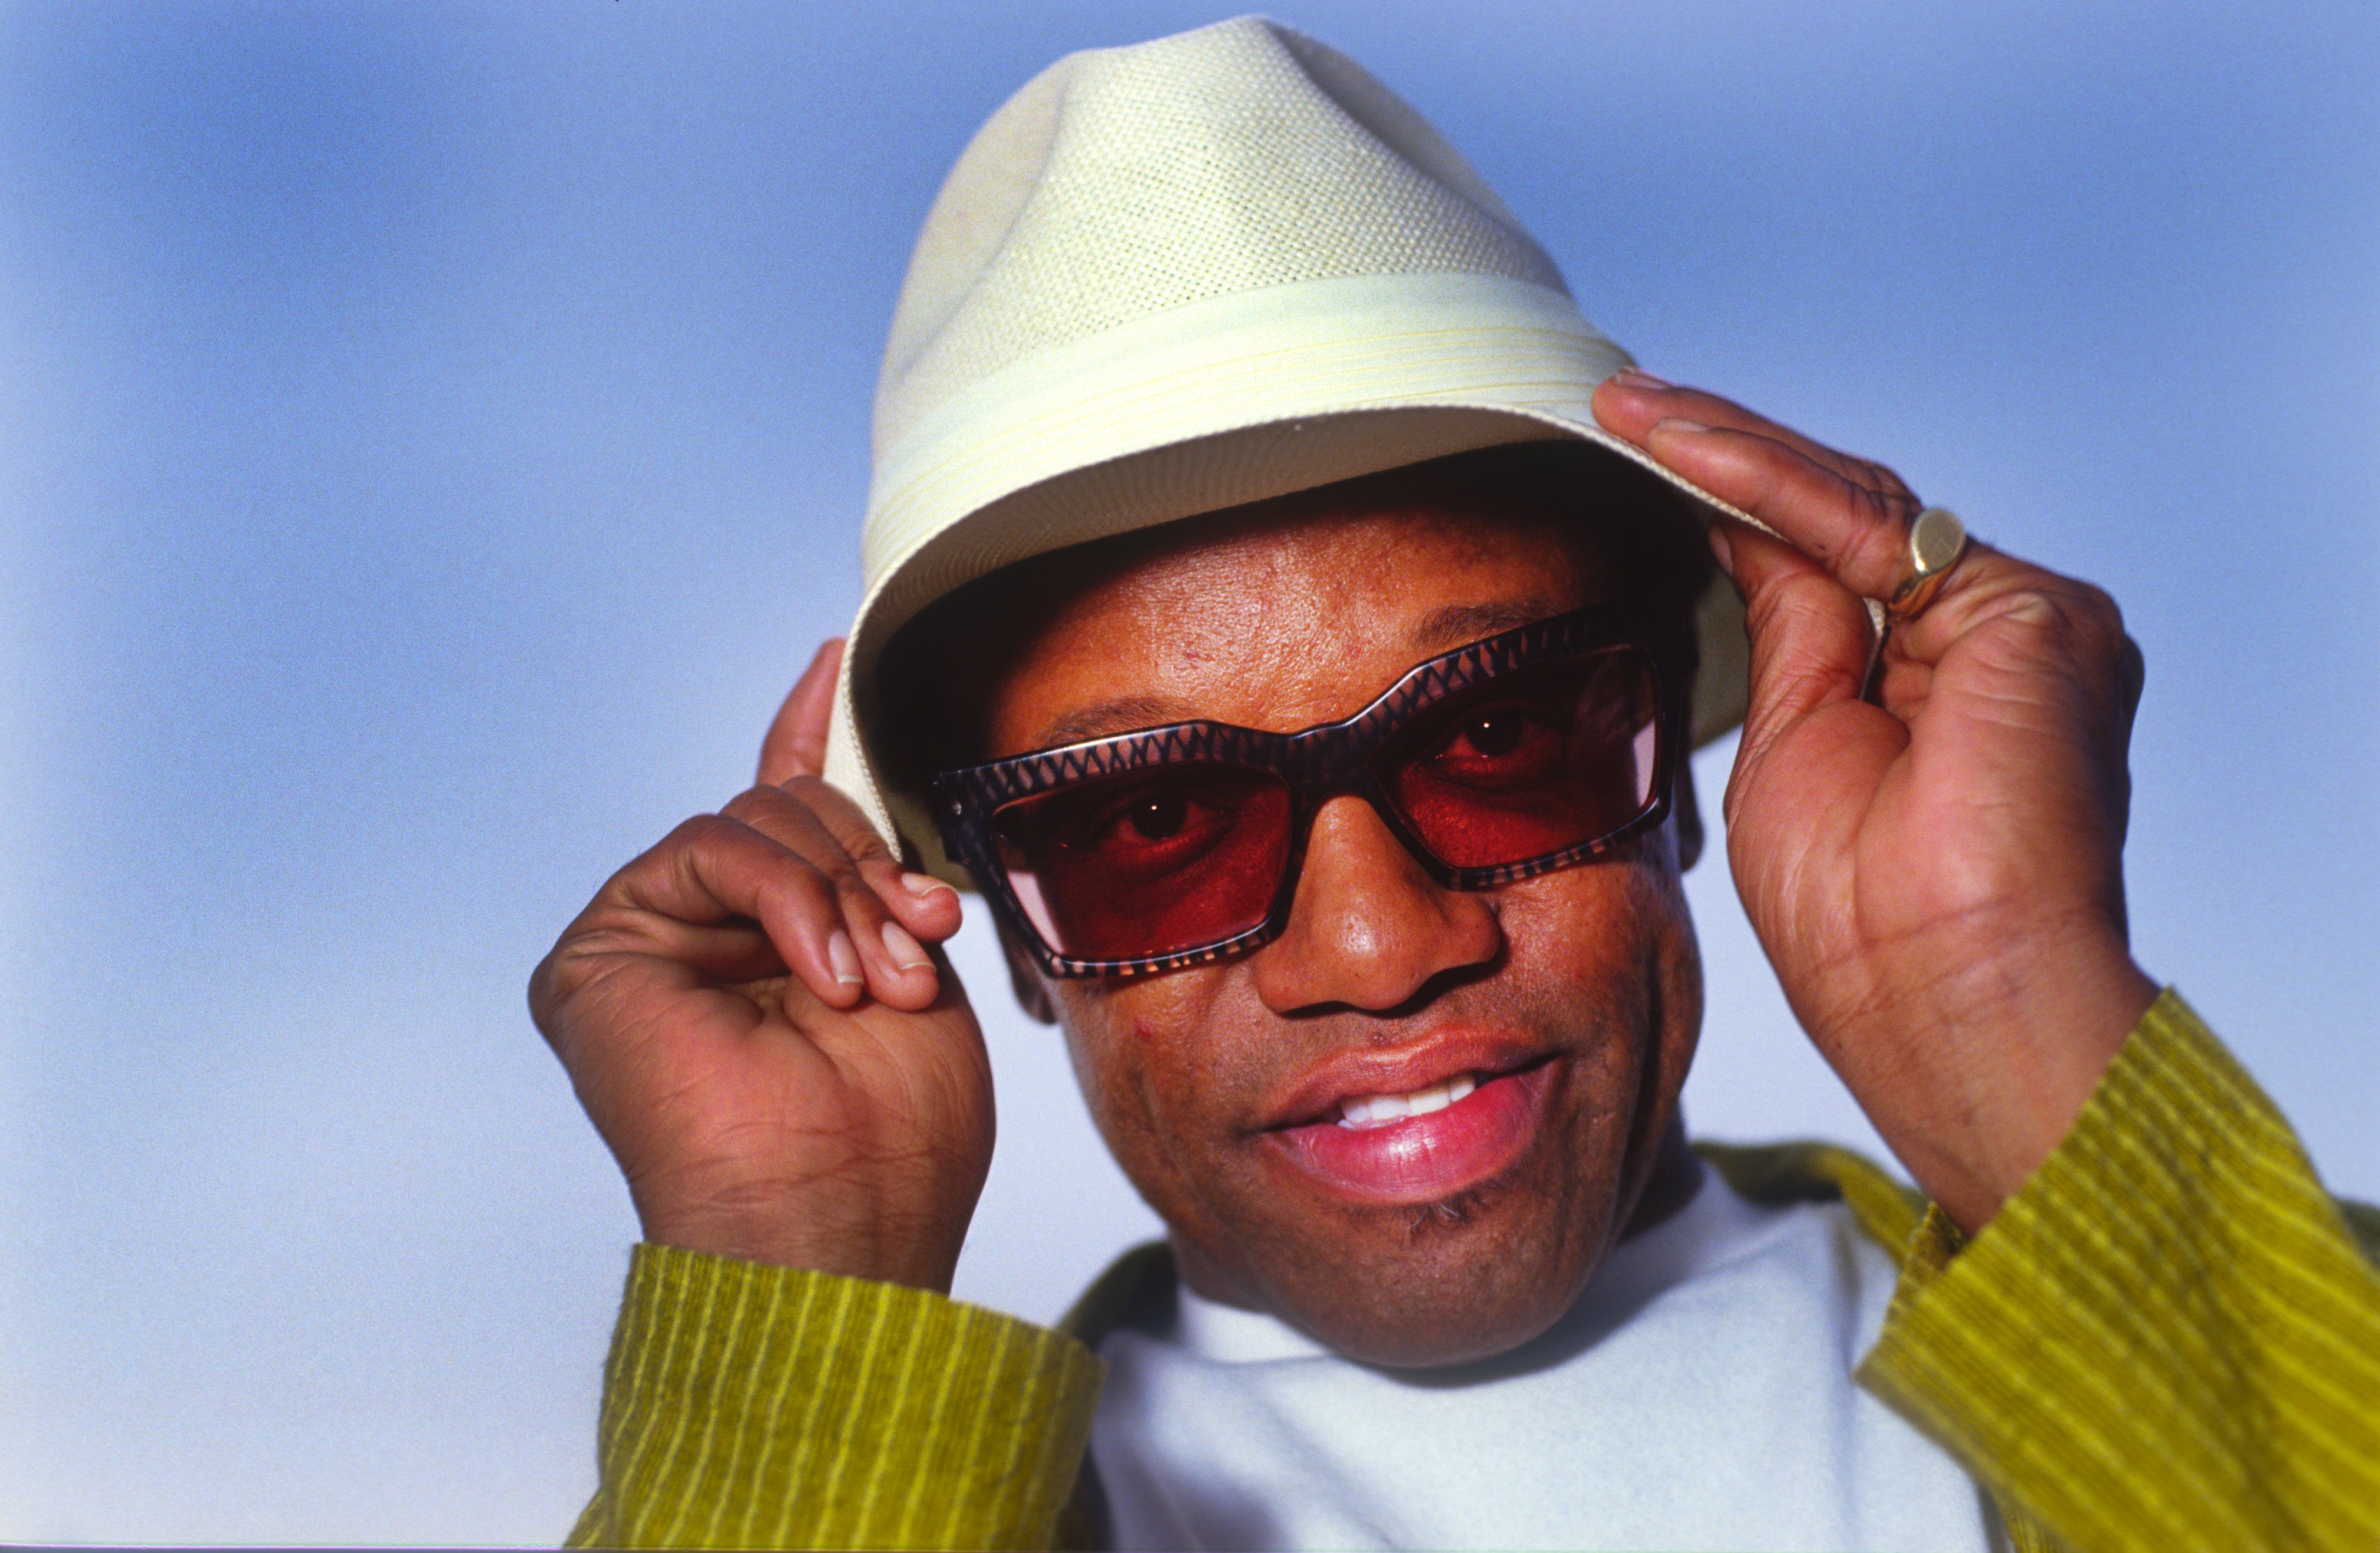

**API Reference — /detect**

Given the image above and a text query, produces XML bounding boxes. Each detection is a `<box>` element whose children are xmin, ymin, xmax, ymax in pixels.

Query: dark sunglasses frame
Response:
<box><xmin>932</xmin><ymin>600</ymin><xmax>1687</xmax><ymax>979</ymax></box>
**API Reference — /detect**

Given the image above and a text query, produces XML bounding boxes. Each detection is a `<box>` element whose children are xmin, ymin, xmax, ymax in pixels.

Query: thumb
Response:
<box><xmin>759</xmin><ymin>638</ymin><xmax>845</xmax><ymax>785</ymax></box>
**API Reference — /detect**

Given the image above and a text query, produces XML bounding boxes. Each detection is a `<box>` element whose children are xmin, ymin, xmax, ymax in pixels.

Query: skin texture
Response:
<box><xmin>529</xmin><ymin>379</ymin><xmax>2158</xmax><ymax>1366</ymax></box>
<box><xmin>968</xmin><ymin>501</ymin><xmax>1706</xmax><ymax>1364</ymax></box>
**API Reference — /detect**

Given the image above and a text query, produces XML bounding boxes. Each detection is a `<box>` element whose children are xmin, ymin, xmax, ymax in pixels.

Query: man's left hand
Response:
<box><xmin>1595</xmin><ymin>370</ymin><xmax>2158</xmax><ymax>1233</ymax></box>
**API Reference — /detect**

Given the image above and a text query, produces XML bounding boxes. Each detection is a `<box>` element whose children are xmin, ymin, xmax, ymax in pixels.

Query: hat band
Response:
<box><xmin>860</xmin><ymin>271</ymin><xmax>1629</xmax><ymax>587</ymax></box>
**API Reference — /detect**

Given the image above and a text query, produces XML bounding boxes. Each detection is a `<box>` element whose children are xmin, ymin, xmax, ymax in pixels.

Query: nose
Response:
<box><xmin>1250</xmin><ymin>793</ymin><xmax>1504</xmax><ymax>1014</ymax></box>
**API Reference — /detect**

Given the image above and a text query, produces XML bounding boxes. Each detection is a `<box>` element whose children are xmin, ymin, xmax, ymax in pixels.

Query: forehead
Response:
<box><xmin>981</xmin><ymin>496</ymin><xmax>1604</xmax><ymax>757</ymax></box>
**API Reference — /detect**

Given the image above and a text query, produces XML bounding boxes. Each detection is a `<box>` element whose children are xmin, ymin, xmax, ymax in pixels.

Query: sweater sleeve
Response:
<box><xmin>565</xmin><ymin>1245</ymin><xmax>1104</xmax><ymax>1550</ymax></box>
<box><xmin>1856</xmin><ymin>989</ymin><xmax>2380</xmax><ymax>1553</ymax></box>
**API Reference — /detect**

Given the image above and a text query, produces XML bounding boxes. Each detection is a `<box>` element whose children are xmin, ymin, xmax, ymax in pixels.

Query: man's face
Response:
<box><xmin>977</xmin><ymin>487</ymin><xmax>1705</xmax><ymax>1367</ymax></box>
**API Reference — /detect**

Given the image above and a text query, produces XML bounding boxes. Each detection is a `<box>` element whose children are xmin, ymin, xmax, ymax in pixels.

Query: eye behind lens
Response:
<box><xmin>1459</xmin><ymin>709</ymin><xmax>1531</xmax><ymax>759</ymax></box>
<box><xmin>1381</xmin><ymin>645</ymin><xmax>1664</xmax><ymax>870</ymax></box>
<box><xmin>1126</xmin><ymin>792</ymin><xmax>1189</xmax><ymax>842</ymax></box>
<box><xmin>991</xmin><ymin>765</ymin><xmax>1294</xmax><ymax>963</ymax></box>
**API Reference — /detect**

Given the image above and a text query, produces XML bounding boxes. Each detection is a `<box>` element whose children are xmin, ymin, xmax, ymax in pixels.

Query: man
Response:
<box><xmin>531</xmin><ymin>19</ymin><xmax>2380</xmax><ymax>1551</ymax></box>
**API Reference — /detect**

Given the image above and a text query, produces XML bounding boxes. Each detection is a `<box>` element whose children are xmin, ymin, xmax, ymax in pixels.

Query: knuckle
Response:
<box><xmin>827</xmin><ymin>858</ymin><xmax>886</xmax><ymax>918</ymax></box>
<box><xmin>528</xmin><ymin>935</ymin><xmax>619</xmax><ymax>1031</ymax></box>
<box><xmin>527</xmin><ymin>954</ymin><xmax>565</xmax><ymax>1022</ymax></box>
<box><xmin>1851</xmin><ymin>456</ymin><xmax>1916</xmax><ymax>506</ymax></box>
<box><xmin>1998</xmin><ymin>587</ymin><xmax>2073</xmax><ymax>631</ymax></box>
<box><xmin>2074</xmin><ymin>581</ymin><xmax>2124</xmax><ymax>633</ymax></box>
<box><xmin>718</xmin><ymin>784</ymin><xmax>786</xmax><ymax>823</ymax></box>
<box><xmin>1732</xmin><ymin>433</ymin><xmax>1799</xmax><ymax>506</ymax></box>
<box><xmin>597</xmin><ymin>816</ymin><xmax>728</xmax><ymax>902</ymax></box>
<box><xmin>2001</xmin><ymin>580</ymin><xmax>2124</xmax><ymax>656</ymax></box>
<box><xmin>782</xmin><ymin>845</ymin><xmax>844</xmax><ymax>901</ymax></box>
<box><xmin>1841</xmin><ymin>494</ymin><xmax>1909</xmax><ymax>573</ymax></box>
<box><xmin>669</xmin><ymin>812</ymin><xmax>743</xmax><ymax>855</ymax></box>
<box><xmin>754</xmin><ymin>857</ymin><xmax>839</xmax><ymax>924</ymax></box>
<box><xmin>661</xmin><ymin>814</ymin><xmax>750</xmax><ymax>883</ymax></box>
<box><xmin>1994</xmin><ymin>590</ymin><xmax>2114</xmax><ymax>675</ymax></box>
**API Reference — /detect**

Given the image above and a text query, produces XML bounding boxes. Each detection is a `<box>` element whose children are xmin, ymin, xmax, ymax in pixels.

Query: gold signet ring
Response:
<box><xmin>1886</xmin><ymin>507</ymin><xmax>1969</xmax><ymax>620</ymax></box>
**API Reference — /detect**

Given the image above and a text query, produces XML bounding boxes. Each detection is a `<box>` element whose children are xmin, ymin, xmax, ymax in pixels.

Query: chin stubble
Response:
<box><xmin>1402</xmin><ymin>1183</ymin><xmax>1495</xmax><ymax>1237</ymax></box>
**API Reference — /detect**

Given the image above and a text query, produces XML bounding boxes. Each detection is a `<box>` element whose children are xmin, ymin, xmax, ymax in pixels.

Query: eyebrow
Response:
<box><xmin>1407</xmin><ymin>598</ymin><xmax>1568</xmax><ymax>652</ymax></box>
<box><xmin>1035</xmin><ymin>693</ymin><xmax>1192</xmax><ymax>749</ymax></box>
<box><xmin>1027</xmin><ymin>598</ymin><xmax>1577</xmax><ymax>749</ymax></box>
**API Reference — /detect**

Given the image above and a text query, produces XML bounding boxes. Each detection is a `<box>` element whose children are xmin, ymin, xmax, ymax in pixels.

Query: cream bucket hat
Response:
<box><xmin>823</xmin><ymin>15</ymin><xmax>1758</xmax><ymax>878</ymax></box>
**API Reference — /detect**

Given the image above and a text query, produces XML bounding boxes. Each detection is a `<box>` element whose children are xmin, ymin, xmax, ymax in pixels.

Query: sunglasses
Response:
<box><xmin>932</xmin><ymin>601</ymin><xmax>1684</xmax><ymax>978</ymax></box>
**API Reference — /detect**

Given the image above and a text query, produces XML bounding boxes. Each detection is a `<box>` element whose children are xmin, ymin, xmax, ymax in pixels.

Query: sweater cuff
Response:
<box><xmin>1856</xmin><ymin>989</ymin><xmax>2380</xmax><ymax>1553</ymax></box>
<box><xmin>571</xmin><ymin>1245</ymin><xmax>1104</xmax><ymax>1549</ymax></box>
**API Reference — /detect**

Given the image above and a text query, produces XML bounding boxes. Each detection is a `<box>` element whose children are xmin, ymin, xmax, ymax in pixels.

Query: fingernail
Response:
<box><xmin>827</xmin><ymin>929</ymin><xmax>864</xmax><ymax>986</ymax></box>
<box><xmin>881</xmin><ymin>921</ymin><xmax>933</xmax><ymax>972</ymax></box>
<box><xmin>1707</xmin><ymin>522</ymin><xmax>1734</xmax><ymax>572</ymax></box>
<box><xmin>900</xmin><ymin>870</ymin><xmax>956</xmax><ymax>899</ymax></box>
<box><xmin>1651</xmin><ymin>416</ymin><xmax>1710</xmax><ymax>438</ymax></box>
<box><xmin>1614</xmin><ymin>366</ymin><xmax>1672</xmax><ymax>389</ymax></box>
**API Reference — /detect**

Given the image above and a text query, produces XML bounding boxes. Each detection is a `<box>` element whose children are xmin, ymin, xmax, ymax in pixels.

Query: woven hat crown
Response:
<box><xmin>873</xmin><ymin>17</ymin><xmax>1567</xmax><ymax>471</ymax></box>
<box><xmin>824</xmin><ymin>16</ymin><xmax>1755</xmax><ymax>868</ymax></box>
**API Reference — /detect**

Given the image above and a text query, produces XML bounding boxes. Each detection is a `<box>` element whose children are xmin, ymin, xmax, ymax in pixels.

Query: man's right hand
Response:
<box><xmin>529</xmin><ymin>641</ymin><xmax>991</xmax><ymax>1293</ymax></box>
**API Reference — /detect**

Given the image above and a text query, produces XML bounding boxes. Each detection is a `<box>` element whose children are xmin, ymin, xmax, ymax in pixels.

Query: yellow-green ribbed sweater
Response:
<box><xmin>566</xmin><ymin>991</ymin><xmax>2380</xmax><ymax>1552</ymax></box>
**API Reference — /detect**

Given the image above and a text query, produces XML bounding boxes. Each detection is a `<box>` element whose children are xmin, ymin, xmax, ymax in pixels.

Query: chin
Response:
<box><xmin>1226</xmin><ymin>1161</ymin><xmax>1631</xmax><ymax>1369</ymax></box>
<box><xmin>1226</xmin><ymin>1028</ymin><xmax>1678</xmax><ymax>1366</ymax></box>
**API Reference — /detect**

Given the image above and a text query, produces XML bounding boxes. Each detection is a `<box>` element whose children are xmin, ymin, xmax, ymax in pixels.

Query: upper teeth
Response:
<box><xmin>1336</xmin><ymin>1073</ymin><xmax>1478</xmax><ymax>1129</ymax></box>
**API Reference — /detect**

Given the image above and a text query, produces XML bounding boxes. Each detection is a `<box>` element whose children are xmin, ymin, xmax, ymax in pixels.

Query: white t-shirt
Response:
<box><xmin>1090</xmin><ymin>1167</ymin><xmax>2002</xmax><ymax>1551</ymax></box>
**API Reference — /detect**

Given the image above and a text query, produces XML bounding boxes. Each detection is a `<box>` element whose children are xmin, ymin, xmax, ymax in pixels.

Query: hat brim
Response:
<box><xmin>825</xmin><ymin>272</ymin><xmax>1759</xmax><ymax>879</ymax></box>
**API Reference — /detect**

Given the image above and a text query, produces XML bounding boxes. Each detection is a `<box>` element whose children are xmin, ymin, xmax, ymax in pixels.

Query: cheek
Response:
<box><xmin>1498</xmin><ymin>857</ymin><xmax>1676</xmax><ymax>994</ymax></box>
<box><xmin>1053</xmin><ymin>972</ymin><xmax>1249</xmax><ymax>1198</ymax></box>
<box><xmin>1497</xmin><ymin>852</ymin><xmax>1703</xmax><ymax>1085</ymax></box>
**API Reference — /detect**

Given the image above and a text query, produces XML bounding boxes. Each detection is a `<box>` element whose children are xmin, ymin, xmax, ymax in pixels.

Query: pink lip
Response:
<box><xmin>1262</xmin><ymin>1059</ymin><xmax>1554</xmax><ymax>1206</ymax></box>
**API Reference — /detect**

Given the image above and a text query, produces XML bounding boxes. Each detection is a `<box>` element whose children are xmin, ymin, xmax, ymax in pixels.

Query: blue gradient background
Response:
<box><xmin>3</xmin><ymin>1</ymin><xmax>2373</xmax><ymax>1541</ymax></box>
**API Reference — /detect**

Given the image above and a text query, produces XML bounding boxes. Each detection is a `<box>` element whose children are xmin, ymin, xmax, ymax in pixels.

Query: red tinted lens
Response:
<box><xmin>991</xmin><ymin>764</ymin><xmax>1291</xmax><ymax>963</ymax></box>
<box><xmin>1381</xmin><ymin>645</ymin><xmax>1662</xmax><ymax>870</ymax></box>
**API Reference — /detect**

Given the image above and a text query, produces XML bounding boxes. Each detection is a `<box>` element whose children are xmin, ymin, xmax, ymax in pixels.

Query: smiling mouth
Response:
<box><xmin>1333</xmin><ymin>1071</ymin><xmax>1477</xmax><ymax>1128</ymax></box>
<box><xmin>1265</xmin><ymin>1056</ymin><xmax>1557</xmax><ymax>1206</ymax></box>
